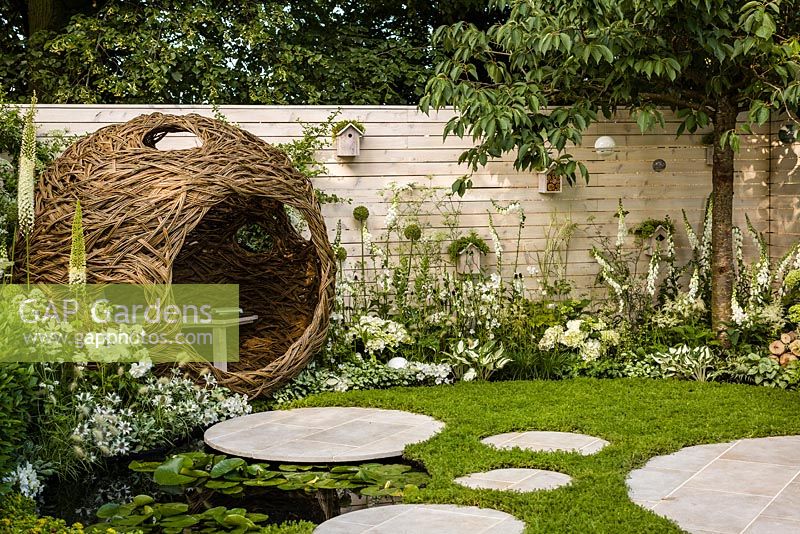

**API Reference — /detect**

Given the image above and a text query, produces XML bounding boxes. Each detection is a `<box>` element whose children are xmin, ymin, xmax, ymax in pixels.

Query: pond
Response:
<box><xmin>39</xmin><ymin>439</ymin><xmax>418</xmax><ymax>529</ymax></box>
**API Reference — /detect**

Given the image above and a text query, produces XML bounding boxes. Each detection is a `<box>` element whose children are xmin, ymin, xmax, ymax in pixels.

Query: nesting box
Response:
<box><xmin>646</xmin><ymin>225</ymin><xmax>670</xmax><ymax>256</ymax></box>
<box><xmin>538</xmin><ymin>171</ymin><xmax>562</xmax><ymax>194</ymax></box>
<box><xmin>456</xmin><ymin>243</ymin><xmax>484</xmax><ymax>275</ymax></box>
<box><xmin>335</xmin><ymin>123</ymin><xmax>364</xmax><ymax>157</ymax></box>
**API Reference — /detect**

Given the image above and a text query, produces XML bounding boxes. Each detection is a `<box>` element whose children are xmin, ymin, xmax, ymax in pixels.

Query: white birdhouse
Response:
<box><xmin>646</xmin><ymin>225</ymin><xmax>670</xmax><ymax>256</ymax></box>
<box><xmin>335</xmin><ymin>123</ymin><xmax>364</xmax><ymax>157</ymax></box>
<box><xmin>456</xmin><ymin>243</ymin><xmax>484</xmax><ymax>275</ymax></box>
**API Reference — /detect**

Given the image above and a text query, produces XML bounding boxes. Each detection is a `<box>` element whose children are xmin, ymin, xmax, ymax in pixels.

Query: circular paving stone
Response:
<box><xmin>313</xmin><ymin>504</ymin><xmax>525</xmax><ymax>533</ymax></box>
<box><xmin>481</xmin><ymin>431</ymin><xmax>609</xmax><ymax>455</ymax></box>
<box><xmin>454</xmin><ymin>468</ymin><xmax>572</xmax><ymax>492</ymax></box>
<box><xmin>627</xmin><ymin>436</ymin><xmax>800</xmax><ymax>534</ymax></box>
<box><xmin>204</xmin><ymin>407</ymin><xmax>444</xmax><ymax>463</ymax></box>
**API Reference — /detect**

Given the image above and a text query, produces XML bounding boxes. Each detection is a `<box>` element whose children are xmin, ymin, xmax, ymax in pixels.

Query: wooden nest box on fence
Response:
<box><xmin>18</xmin><ymin>112</ymin><xmax>336</xmax><ymax>398</ymax></box>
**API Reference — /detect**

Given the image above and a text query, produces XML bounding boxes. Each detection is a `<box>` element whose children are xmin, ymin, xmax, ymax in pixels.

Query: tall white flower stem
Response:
<box><xmin>17</xmin><ymin>94</ymin><xmax>37</xmax><ymax>286</ymax></box>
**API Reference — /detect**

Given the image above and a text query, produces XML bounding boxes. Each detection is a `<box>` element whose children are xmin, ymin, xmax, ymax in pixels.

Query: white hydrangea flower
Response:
<box><xmin>581</xmin><ymin>338</ymin><xmax>602</xmax><ymax>361</ymax></box>
<box><xmin>538</xmin><ymin>325</ymin><xmax>563</xmax><ymax>350</ymax></box>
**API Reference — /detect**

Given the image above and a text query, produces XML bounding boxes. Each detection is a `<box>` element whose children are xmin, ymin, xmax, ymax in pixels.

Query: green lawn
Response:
<box><xmin>293</xmin><ymin>378</ymin><xmax>800</xmax><ymax>533</ymax></box>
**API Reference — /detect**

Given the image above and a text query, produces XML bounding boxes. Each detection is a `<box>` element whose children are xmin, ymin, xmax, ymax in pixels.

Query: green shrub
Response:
<box><xmin>0</xmin><ymin>364</ymin><xmax>37</xmax><ymax>482</ymax></box>
<box><xmin>0</xmin><ymin>492</ymin><xmax>87</xmax><ymax>533</ymax></box>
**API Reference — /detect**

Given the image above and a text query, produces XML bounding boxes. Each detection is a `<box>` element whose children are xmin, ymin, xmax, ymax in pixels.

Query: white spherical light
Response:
<box><xmin>387</xmin><ymin>357</ymin><xmax>408</xmax><ymax>369</ymax></box>
<box><xmin>594</xmin><ymin>135</ymin><xmax>616</xmax><ymax>158</ymax></box>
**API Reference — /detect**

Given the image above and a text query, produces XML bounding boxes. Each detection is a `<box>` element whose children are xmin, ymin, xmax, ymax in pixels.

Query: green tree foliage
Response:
<box><xmin>422</xmin><ymin>0</ymin><xmax>800</xmax><ymax>334</ymax></box>
<box><xmin>1</xmin><ymin>0</ymin><xmax>474</xmax><ymax>104</ymax></box>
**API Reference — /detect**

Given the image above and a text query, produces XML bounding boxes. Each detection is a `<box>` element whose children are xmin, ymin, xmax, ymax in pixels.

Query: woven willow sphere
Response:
<box><xmin>18</xmin><ymin>112</ymin><xmax>336</xmax><ymax>398</ymax></box>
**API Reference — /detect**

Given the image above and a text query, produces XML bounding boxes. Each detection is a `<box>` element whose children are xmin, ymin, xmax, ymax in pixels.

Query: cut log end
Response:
<box><xmin>770</xmin><ymin>340</ymin><xmax>787</xmax><ymax>355</ymax></box>
<box><xmin>781</xmin><ymin>332</ymin><xmax>798</xmax><ymax>345</ymax></box>
<box><xmin>780</xmin><ymin>353</ymin><xmax>799</xmax><ymax>367</ymax></box>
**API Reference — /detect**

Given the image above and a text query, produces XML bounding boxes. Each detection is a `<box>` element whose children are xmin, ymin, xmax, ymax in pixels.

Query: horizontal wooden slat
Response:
<box><xmin>23</xmin><ymin>104</ymin><xmax>800</xmax><ymax>293</ymax></box>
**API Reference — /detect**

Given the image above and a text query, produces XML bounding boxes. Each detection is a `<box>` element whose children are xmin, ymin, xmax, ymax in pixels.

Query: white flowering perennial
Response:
<box><xmin>646</xmin><ymin>246</ymin><xmax>660</xmax><ymax>297</ymax></box>
<box><xmin>2</xmin><ymin>462</ymin><xmax>43</xmax><ymax>499</ymax></box>
<box><xmin>488</xmin><ymin>212</ymin><xmax>503</xmax><ymax>268</ymax></box>
<box><xmin>17</xmin><ymin>95</ymin><xmax>37</xmax><ymax>236</ymax></box>
<box><xmin>683</xmin><ymin>209</ymin><xmax>699</xmax><ymax>252</ymax></box>
<box><xmin>591</xmin><ymin>249</ymin><xmax>625</xmax><ymax>313</ymax></box>
<box><xmin>615</xmin><ymin>199</ymin><xmax>627</xmax><ymax>250</ymax></box>
<box><xmin>538</xmin><ymin>319</ymin><xmax>621</xmax><ymax>362</ymax></box>
<box><xmin>652</xmin><ymin>294</ymin><xmax>706</xmax><ymax>328</ymax></box>
<box><xmin>349</xmin><ymin>315</ymin><xmax>412</xmax><ymax>357</ymax></box>
<box><xmin>745</xmin><ymin>216</ymin><xmax>772</xmax><ymax>306</ymax></box>
<box><xmin>128</xmin><ymin>359</ymin><xmax>153</xmax><ymax>378</ymax></box>
<box><xmin>687</xmin><ymin>267</ymin><xmax>700</xmax><ymax>301</ymax></box>
<box><xmin>70</xmin><ymin>368</ymin><xmax>250</xmax><ymax>462</ymax></box>
<box><xmin>699</xmin><ymin>198</ymin><xmax>713</xmax><ymax>276</ymax></box>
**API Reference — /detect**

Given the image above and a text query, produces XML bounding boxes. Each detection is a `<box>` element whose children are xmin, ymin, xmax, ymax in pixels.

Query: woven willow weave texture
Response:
<box><xmin>17</xmin><ymin>112</ymin><xmax>335</xmax><ymax>397</ymax></box>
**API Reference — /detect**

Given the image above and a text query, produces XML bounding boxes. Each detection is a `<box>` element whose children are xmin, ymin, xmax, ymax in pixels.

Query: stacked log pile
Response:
<box><xmin>769</xmin><ymin>331</ymin><xmax>800</xmax><ymax>366</ymax></box>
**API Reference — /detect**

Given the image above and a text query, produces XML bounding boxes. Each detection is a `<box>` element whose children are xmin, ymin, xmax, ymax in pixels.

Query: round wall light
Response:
<box><xmin>652</xmin><ymin>159</ymin><xmax>667</xmax><ymax>172</ymax></box>
<box><xmin>594</xmin><ymin>135</ymin><xmax>616</xmax><ymax>158</ymax></box>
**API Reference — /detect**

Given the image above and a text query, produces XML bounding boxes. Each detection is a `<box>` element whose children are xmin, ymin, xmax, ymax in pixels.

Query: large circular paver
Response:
<box><xmin>314</xmin><ymin>504</ymin><xmax>525</xmax><ymax>533</ymax></box>
<box><xmin>204</xmin><ymin>407</ymin><xmax>444</xmax><ymax>463</ymax></box>
<box><xmin>455</xmin><ymin>468</ymin><xmax>572</xmax><ymax>492</ymax></box>
<box><xmin>481</xmin><ymin>431</ymin><xmax>609</xmax><ymax>455</ymax></box>
<box><xmin>627</xmin><ymin>436</ymin><xmax>800</xmax><ymax>533</ymax></box>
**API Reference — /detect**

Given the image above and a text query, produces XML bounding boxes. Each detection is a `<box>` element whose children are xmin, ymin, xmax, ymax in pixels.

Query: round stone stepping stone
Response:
<box><xmin>204</xmin><ymin>407</ymin><xmax>444</xmax><ymax>463</ymax></box>
<box><xmin>454</xmin><ymin>468</ymin><xmax>571</xmax><ymax>492</ymax></box>
<box><xmin>481</xmin><ymin>431</ymin><xmax>608</xmax><ymax>455</ymax></box>
<box><xmin>314</xmin><ymin>504</ymin><xmax>525</xmax><ymax>533</ymax></box>
<box><xmin>627</xmin><ymin>436</ymin><xmax>800</xmax><ymax>534</ymax></box>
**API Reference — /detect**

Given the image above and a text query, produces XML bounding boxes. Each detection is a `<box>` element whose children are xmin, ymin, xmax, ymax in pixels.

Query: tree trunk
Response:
<box><xmin>711</xmin><ymin>104</ymin><xmax>737</xmax><ymax>338</ymax></box>
<box><xmin>27</xmin><ymin>0</ymin><xmax>62</xmax><ymax>35</ymax></box>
